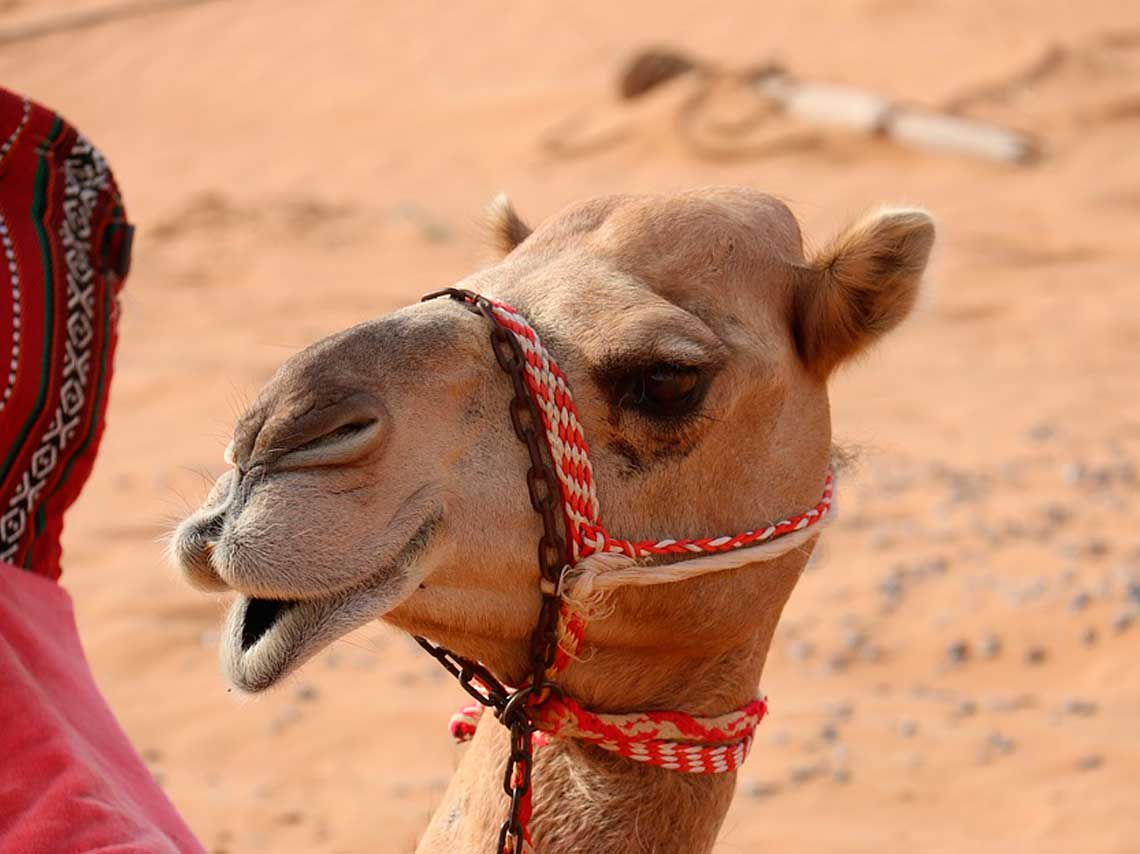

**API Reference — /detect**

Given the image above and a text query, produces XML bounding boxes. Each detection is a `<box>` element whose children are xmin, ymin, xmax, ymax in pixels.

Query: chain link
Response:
<box><xmin>419</xmin><ymin>287</ymin><xmax>571</xmax><ymax>852</ymax></box>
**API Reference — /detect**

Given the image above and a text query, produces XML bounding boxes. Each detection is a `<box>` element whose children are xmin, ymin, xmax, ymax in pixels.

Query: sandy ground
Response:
<box><xmin>3</xmin><ymin>1</ymin><xmax>1140</xmax><ymax>852</ymax></box>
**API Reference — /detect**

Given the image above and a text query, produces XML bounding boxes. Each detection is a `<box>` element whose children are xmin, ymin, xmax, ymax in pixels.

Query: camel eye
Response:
<box><xmin>624</xmin><ymin>364</ymin><xmax>706</xmax><ymax>417</ymax></box>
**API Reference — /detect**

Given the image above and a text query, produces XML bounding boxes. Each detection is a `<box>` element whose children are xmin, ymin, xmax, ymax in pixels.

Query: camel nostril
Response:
<box><xmin>293</xmin><ymin>417</ymin><xmax>378</xmax><ymax>454</ymax></box>
<box><xmin>270</xmin><ymin>393</ymin><xmax>389</xmax><ymax>469</ymax></box>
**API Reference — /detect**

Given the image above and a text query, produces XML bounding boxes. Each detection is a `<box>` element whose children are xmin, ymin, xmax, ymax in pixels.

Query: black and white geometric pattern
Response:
<box><xmin>0</xmin><ymin>134</ymin><xmax>109</xmax><ymax>565</ymax></box>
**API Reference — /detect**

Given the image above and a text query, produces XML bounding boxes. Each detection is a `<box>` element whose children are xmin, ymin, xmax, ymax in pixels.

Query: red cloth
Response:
<box><xmin>0</xmin><ymin>87</ymin><xmax>130</xmax><ymax>579</ymax></box>
<box><xmin>0</xmin><ymin>566</ymin><xmax>205</xmax><ymax>853</ymax></box>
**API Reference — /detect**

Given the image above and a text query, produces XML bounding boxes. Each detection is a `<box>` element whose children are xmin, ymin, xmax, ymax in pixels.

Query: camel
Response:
<box><xmin>172</xmin><ymin>187</ymin><xmax>934</xmax><ymax>853</ymax></box>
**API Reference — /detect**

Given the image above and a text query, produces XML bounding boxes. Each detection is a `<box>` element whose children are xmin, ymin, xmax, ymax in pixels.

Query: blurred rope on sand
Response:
<box><xmin>544</xmin><ymin>46</ymin><xmax>1041</xmax><ymax>165</ymax></box>
<box><xmin>0</xmin><ymin>0</ymin><xmax>226</xmax><ymax>47</ymax></box>
<box><xmin>546</xmin><ymin>33</ymin><xmax>1140</xmax><ymax>165</ymax></box>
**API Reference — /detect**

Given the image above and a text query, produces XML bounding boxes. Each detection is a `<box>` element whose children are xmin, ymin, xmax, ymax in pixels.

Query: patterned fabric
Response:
<box><xmin>0</xmin><ymin>87</ymin><xmax>132</xmax><ymax>579</ymax></box>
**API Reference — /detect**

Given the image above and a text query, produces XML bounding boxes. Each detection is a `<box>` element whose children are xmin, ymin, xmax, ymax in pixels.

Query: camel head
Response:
<box><xmin>172</xmin><ymin>187</ymin><xmax>933</xmax><ymax>696</ymax></box>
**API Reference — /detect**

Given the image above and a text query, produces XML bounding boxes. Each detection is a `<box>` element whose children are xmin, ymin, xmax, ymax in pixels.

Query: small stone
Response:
<box><xmin>979</xmin><ymin>731</ymin><xmax>1016</xmax><ymax>763</ymax></box>
<box><xmin>1077</xmin><ymin>754</ymin><xmax>1104</xmax><ymax>771</ymax></box>
<box><xmin>833</xmin><ymin>767</ymin><xmax>852</xmax><ymax>784</ymax></box>
<box><xmin>743</xmin><ymin>780</ymin><xmax>782</xmax><ymax>798</ymax></box>
<box><xmin>1127</xmin><ymin>581</ymin><xmax>1140</xmax><ymax>607</ymax></box>
<box><xmin>1042</xmin><ymin>503</ymin><xmax>1072</xmax><ymax>527</ymax></box>
<box><xmin>1082</xmin><ymin>626</ymin><xmax>1099</xmax><ymax>645</ymax></box>
<box><xmin>945</xmin><ymin>640</ymin><xmax>970</xmax><ymax>666</ymax></box>
<box><xmin>1061</xmin><ymin>698</ymin><xmax>1098</xmax><ymax>716</ymax></box>
<box><xmin>829</xmin><ymin>702</ymin><xmax>855</xmax><ymax>722</ymax></box>
<box><xmin>420</xmin><ymin>221</ymin><xmax>453</xmax><ymax>243</ymax></box>
<box><xmin>953</xmin><ymin>699</ymin><xmax>979</xmax><ymax>719</ymax></box>
<box><xmin>826</xmin><ymin>652</ymin><xmax>851</xmax><ymax>673</ymax></box>
<box><xmin>789</xmin><ymin>763</ymin><xmax>824</xmax><ymax>784</ymax></box>
<box><xmin>788</xmin><ymin>640</ymin><xmax>815</xmax><ymax>661</ymax></box>
<box><xmin>820</xmin><ymin>724</ymin><xmax>840</xmax><ymax>743</ymax></box>
<box><xmin>1027</xmin><ymin>422</ymin><xmax>1056</xmax><ymax>442</ymax></box>
<box><xmin>842</xmin><ymin>627</ymin><xmax>867</xmax><ymax>652</ymax></box>
<box><xmin>1112</xmin><ymin>609</ymin><xmax>1136</xmax><ymax>633</ymax></box>
<box><xmin>1086</xmin><ymin>539</ymin><xmax>1111</xmax><ymax>559</ymax></box>
<box><xmin>269</xmin><ymin>705</ymin><xmax>301</xmax><ymax>734</ymax></box>
<box><xmin>869</xmin><ymin>531</ymin><xmax>898</xmax><ymax>551</ymax></box>
<box><xmin>1062</xmin><ymin>462</ymin><xmax>1087</xmax><ymax>485</ymax></box>
<box><xmin>275</xmin><ymin>810</ymin><xmax>304</xmax><ymax>826</ymax></box>
<box><xmin>879</xmin><ymin>573</ymin><xmax>905</xmax><ymax>598</ymax></box>
<box><xmin>1068</xmin><ymin>591</ymin><xmax>1092</xmax><ymax>614</ymax></box>
<box><xmin>980</xmin><ymin>633</ymin><xmax>1003</xmax><ymax>659</ymax></box>
<box><xmin>860</xmin><ymin>643</ymin><xmax>884</xmax><ymax>664</ymax></box>
<box><xmin>295</xmin><ymin>684</ymin><xmax>319</xmax><ymax>703</ymax></box>
<box><xmin>1024</xmin><ymin>646</ymin><xmax>1048</xmax><ymax>666</ymax></box>
<box><xmin>896</xmin><ymin>720</ymin><xmax>918</xmax><ymax>738</ymax></box>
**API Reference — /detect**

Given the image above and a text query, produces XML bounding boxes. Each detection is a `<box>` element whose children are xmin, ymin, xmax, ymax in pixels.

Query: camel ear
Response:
<box><xmin>793</xmin><ymin>207</ymin><xmax>934</xmax><ymax>378</ymax></box>
<box><xmin>485</xmin><ymin>193</ymin><xmax>532</xmax><ymax>257</ymax></box>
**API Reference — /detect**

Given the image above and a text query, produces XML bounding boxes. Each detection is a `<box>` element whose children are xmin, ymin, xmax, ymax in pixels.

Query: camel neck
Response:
<box><xmin>416</xmin><ymin>578</ymin><xmax>792</xmax><ymax>853</ymax></box>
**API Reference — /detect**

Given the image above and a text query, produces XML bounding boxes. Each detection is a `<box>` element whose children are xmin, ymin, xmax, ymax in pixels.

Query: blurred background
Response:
<box><xmin>3</xmin><ymin>1</ymin><xmax>1139</xmax><ymax>851</ymax></box>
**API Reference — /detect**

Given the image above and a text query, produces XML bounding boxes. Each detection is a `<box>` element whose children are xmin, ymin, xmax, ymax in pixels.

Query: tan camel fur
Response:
<box><xmin>172</xmin><ymin>187</ymin><xmax>934</xmax><ymax>853</ymax></box>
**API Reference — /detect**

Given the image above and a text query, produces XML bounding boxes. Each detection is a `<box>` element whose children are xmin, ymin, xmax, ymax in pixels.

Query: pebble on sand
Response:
<box><xmin>742</xmin><ymin>780</ymin><xmax>782</xmax><ymax>798</ymax></box>
<box><xmin>1068</xmin><ymin>591</ymin><xmax>1092</xmax><ymax>614</ymax></box>
<box><xmin>1112</xmin><ymin>609</ymin><xmax>1136</xmax><ymax>633</ymax></box>
<box><xmin>953</xmin><ymin>699</ymin><xmax>979</xmax><ymax>720</ymax></box>
<box><xmin>979</xmin><ymin>731</ymin><xmax>1016</xmax><ymax>763</ymax></box>
<box><xmin>1077</xmin><ymin>754</ymin><xmax>1105</xmax><ymax>771</ymax></box>
<box><xmin>789</xmin><ymin>763</ymin><xmax>826</xmax><ymax>784</ymax></box>
<box><xmin>980</xmin><ymin>633</ymin><xmax>1003</xmax><ymax>659</ymax></box>
<box><xmin>945</xmin><ymin>640</ymin><xmax>970</xmax><ymax>666</ymax></box>
<box><xmin>1061</xmin><ymin>698</ymin><xmax>1098</xmax><ymax>716</ymax></box>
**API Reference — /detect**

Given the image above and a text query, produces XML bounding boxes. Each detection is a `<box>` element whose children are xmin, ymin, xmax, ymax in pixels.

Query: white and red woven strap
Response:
<box><xmin>488</xmin><ymin>301</ymin><xmax>601</xmax><ymax>561</ymax></box>
<box><xmin>449</xmin><ymin>693</ymin><xmax>766</xmax><ymax>774</ymax></box>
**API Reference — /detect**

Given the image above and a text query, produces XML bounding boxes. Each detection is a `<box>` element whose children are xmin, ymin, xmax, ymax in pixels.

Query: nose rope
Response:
<box><xmin>481</xmin><ymin>295</ymin><xmax>834</xmax><ymax>676</ymax></box>
<box><xmin>421</xmin><ymin>289</ymin><xmax>834</xmax><ymax>853</ymax></box>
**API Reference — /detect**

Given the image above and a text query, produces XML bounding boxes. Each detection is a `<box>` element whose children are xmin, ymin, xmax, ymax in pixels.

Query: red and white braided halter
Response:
<box><xmin>435</xmin><ymin>294</ymin><xmax>834</xmax><ymax>851</ymax></box>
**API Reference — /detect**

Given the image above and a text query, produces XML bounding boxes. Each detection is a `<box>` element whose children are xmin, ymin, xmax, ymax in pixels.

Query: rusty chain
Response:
<box><xmin>416</xmin><ymin>287</ymin><xmax>570</xmax><ymax>853</ymax></box>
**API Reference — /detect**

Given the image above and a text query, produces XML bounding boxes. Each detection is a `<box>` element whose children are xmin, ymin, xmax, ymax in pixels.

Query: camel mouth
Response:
<box><xmin>220</xmin><ymin>511</ymin><xmax>442</xmax><ymax>693</ymax></box>
<box><xmin>240</xmin><ymin>597</ymin><xmax>292</xmax><ymax>651</ymax></box>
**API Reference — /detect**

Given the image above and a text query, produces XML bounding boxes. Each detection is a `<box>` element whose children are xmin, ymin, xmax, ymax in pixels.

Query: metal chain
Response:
<box><xmin>417</xmin><ymin>287</ymin><xmax>570</xmax><ymax>853</ymax></box>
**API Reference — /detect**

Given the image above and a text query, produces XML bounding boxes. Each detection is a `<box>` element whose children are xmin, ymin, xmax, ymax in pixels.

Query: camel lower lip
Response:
<box><xmin>220</xmin><ymin>510</ymin><xmax>443</xmax><ymax>692</ymax></box>
<box><xmin>223</xmin><ymin>585</ymin><xmax>384</xmax><ymax>692</ymax></box>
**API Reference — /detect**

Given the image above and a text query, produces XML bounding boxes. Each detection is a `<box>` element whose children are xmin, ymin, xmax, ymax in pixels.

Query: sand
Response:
<box><xmin>2</xmin><ymin>1</ymin><xmax>1139</xmax><ymax>851</ymax></box>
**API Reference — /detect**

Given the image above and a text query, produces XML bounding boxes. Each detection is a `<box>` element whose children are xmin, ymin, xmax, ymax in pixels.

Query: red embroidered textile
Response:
<box><xmin>0</xmin><ymin>86</ymin><xmax>131</xmax><ymax>579</ymax></box>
